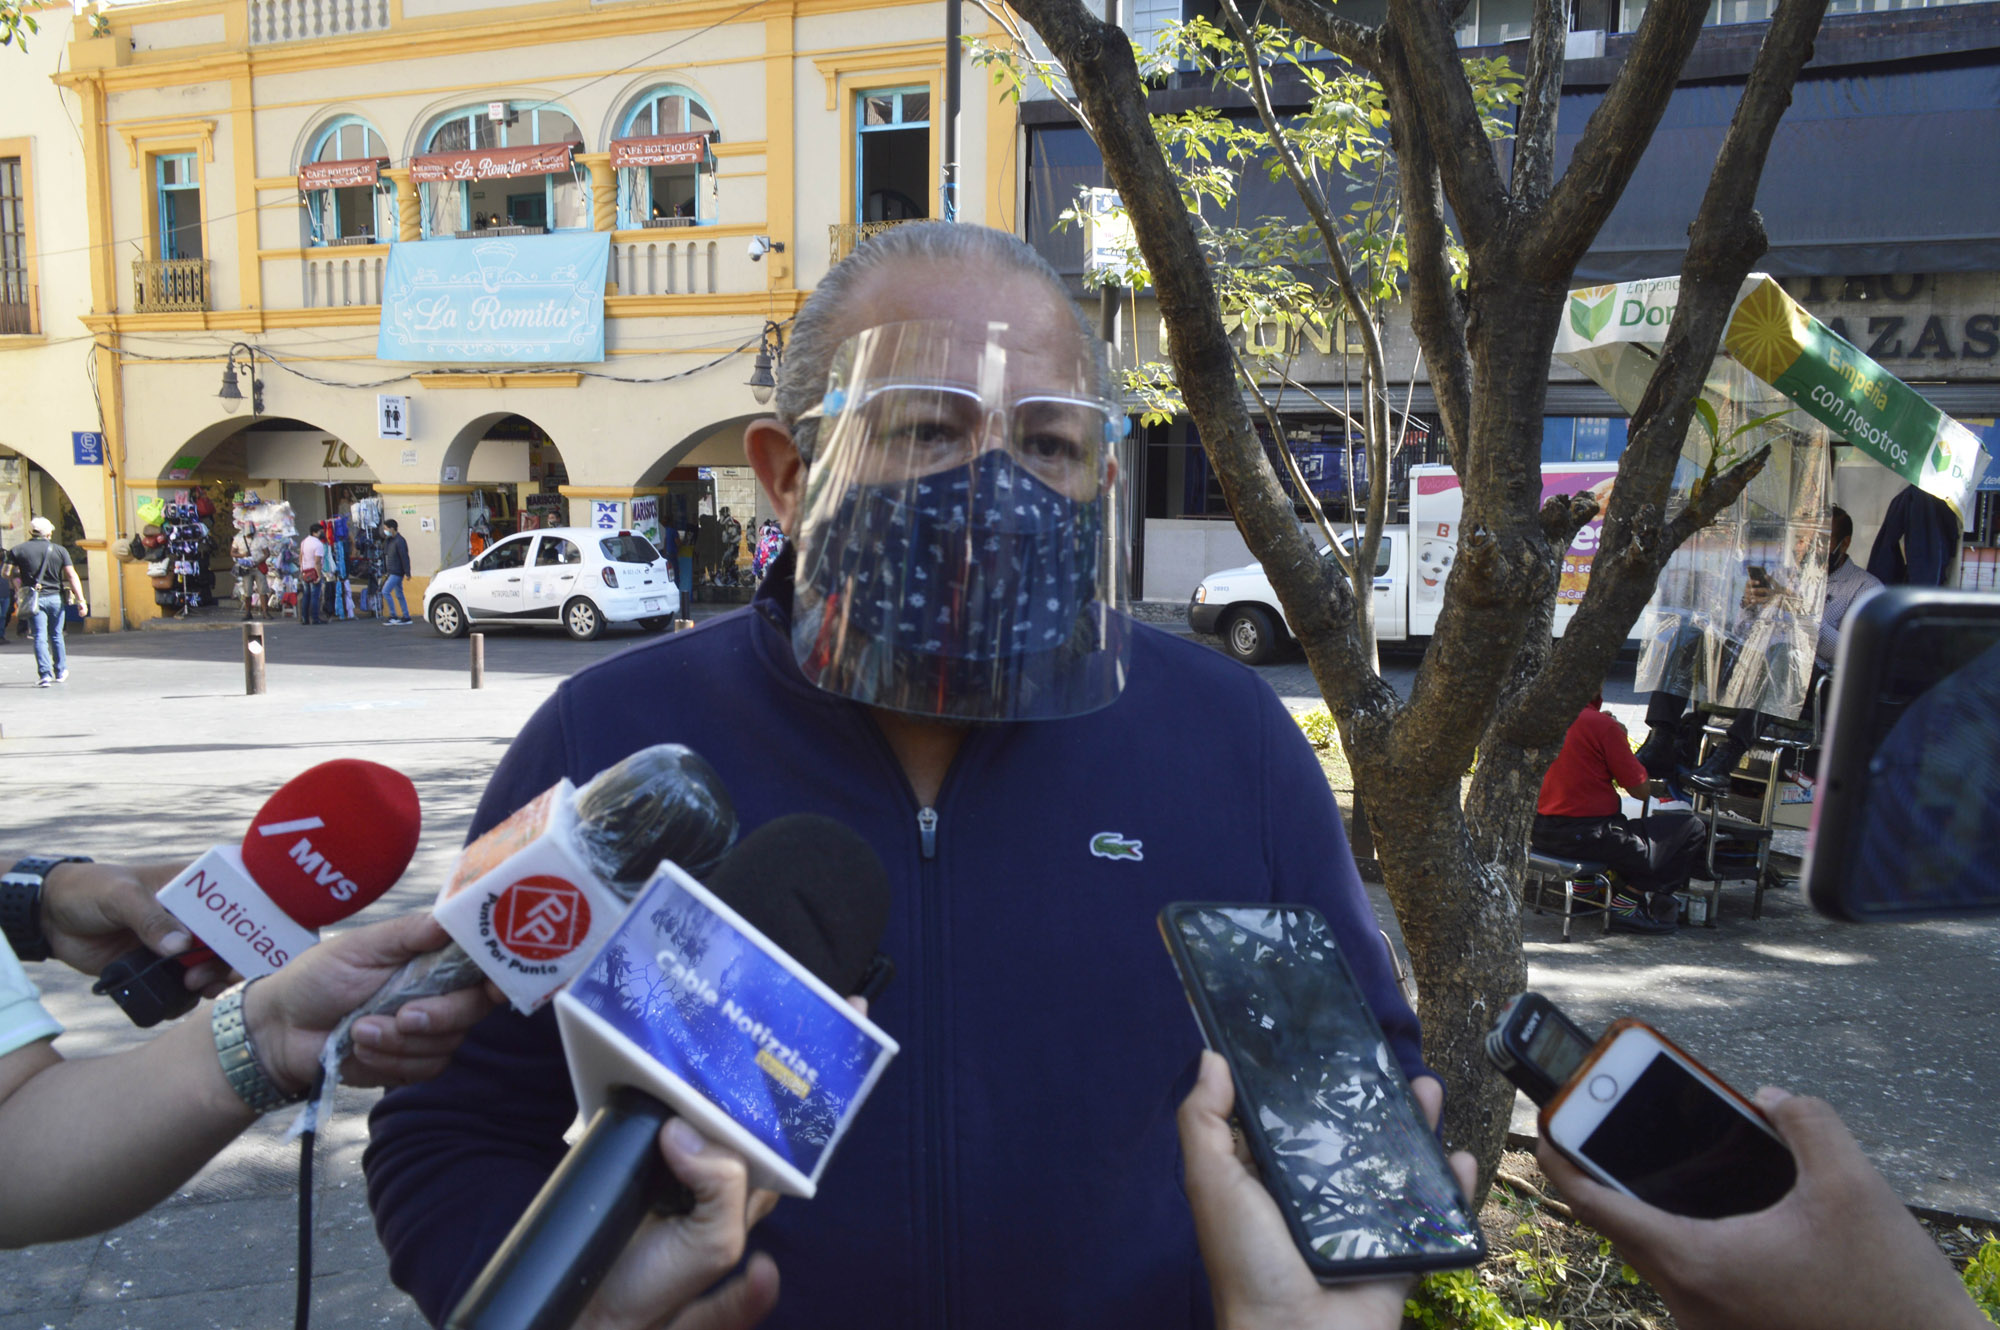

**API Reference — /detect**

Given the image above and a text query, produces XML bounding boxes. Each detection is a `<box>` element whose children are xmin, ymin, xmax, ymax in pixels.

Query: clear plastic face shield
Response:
<box><xmin>789</xmin><ymin>319</ymin><xmax>1132</xmax><ymax>721</ymax></box>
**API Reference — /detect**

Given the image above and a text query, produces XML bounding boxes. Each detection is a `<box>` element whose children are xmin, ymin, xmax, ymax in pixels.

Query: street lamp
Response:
<box><xmin>748</xmin><ymin>321</ymin><xmax>784</xmax><ymax>405</ymax></box>
<box><xmin>218</xmin><ymin>342</ymin><xmax>264</xmax><ymax>415</ymax></box>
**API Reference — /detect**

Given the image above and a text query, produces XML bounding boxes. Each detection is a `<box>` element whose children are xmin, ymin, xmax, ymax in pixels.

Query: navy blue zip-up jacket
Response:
<box><xmin>364</xmin><ymin>561</ymin><xmax>1424</xmax><ymax>1330</ymax></box>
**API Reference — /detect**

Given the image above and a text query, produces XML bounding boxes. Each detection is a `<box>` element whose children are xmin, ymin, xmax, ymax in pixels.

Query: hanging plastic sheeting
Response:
<box><xmin>1555</xmin><ymin>276</ymin><xmax>1898</xmax><ymax>721</ymax></box>
<box><xmin>1632</xmin><ymin>357</ymin><xmax>1834</xmax><ymax>722</ymax></box>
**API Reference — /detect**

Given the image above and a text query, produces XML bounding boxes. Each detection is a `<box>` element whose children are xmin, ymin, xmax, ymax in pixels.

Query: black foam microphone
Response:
<box><xmin>446</xmin><ymin>814</ymin><xmax>893</xmax><ymax>1330</ymax></box>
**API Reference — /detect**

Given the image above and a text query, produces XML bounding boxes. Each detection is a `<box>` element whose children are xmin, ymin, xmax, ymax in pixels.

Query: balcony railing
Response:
<box><xmin>1</xmin><ymin>301</ymin><xmax>31</xmax><ymax>335</ymax></box>
<box><xmin>829</xmin><ymin>219</ymin><xmax>925</xmax><ymax>263</ymax></box>
<box><xmin>250</xmin><ymin>0</ymin><xmax>389</xmax><ymax>44</ymax></box>
<box><xmin>613</xmin><ymin>239</ymin><xmax>718</xmax><ymax>296</ymax></box>
<box><xmin>304</xmin><ymin>251</ymin><xmax>386</xmax><ymax>308</ymax></box>
<box><xmin>132</xmin><ymin>259</ymin><xmax>209</xmax><ymax>313</ymax></box>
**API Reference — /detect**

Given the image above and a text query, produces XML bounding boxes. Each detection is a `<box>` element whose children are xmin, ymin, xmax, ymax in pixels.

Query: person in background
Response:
<box><xmin>1533</xmin><ymin>691</ymin><xmax>1704</xmax><ymax>935</ymax></box>
<box><xmin>298</xmin><ymin>523</ymin><xmax>327</xmax><ymax>625</ymax></box>
<box><xmin>381</xmin><ymin>519</ymin><xmax>413</xmax><ymax>626</ymax></box>
<box><xmin>1636</xmin><ymin>506</ymin><xmax>1879</xmax><ymax>794</ymax></box>
<box><xmin>1866</xmin><ymin>485</ymin><xmax>1960</xmax><ymax>588</ymax></box>
<box><xmin>7</xmin><ymin>516</ymin><xmax>87</xmax><ymax>687</ymax></box>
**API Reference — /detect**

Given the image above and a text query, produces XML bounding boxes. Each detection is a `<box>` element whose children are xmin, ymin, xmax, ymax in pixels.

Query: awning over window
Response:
<box><xmin>299</xmin><ymin>157</ymin><xmax>387</xmax><ymax>191</ymax></box>
<box><xmin>1558</xmin><ymin>61</ymin><xmax>2000</xmax><ymax>281</ymax></box>
<box><xmin>410</xmin><ymin>142</ymin><xmax>576</xmax><ymax>184</ymax></box>
<box><xmin>610</xmin><ymin>133</ymin><xmax>709</xmax><ymax>169</ymax></box>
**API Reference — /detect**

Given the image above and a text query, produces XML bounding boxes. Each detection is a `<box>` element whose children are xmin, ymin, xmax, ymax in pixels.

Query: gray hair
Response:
<box><xmin>774</xmin><ymin>222</ymin><xmax>1108</xmax><ymax>462</ymax></box>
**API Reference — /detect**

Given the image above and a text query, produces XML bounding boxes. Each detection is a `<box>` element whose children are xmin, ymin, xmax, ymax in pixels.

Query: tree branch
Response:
<box><xmin>1486</xmin><ymin>0</ymin><xmax>1828</xmax><ymax>758</ymax></box>
<box><xmin>1010</xmin><ymin>0</ymin><xmax>1395</xmax><ymax>716</ymax></box>
<box><xmin>1509</xmin><ymin>0</ymin><xmax>1569</xmax><ymax>210</ymax></box>
<box><xmin>1218</xmin><ymin>0</ymin><xmax>1392</xmax><ymax>637</ymax></box>
<box><xmin>1259</xmin><ymin>0</ymin><xmax>1383</xmax><ymax>69</ymax></box>
<box><xmin>1528</xmin><ymin>0</ymin><xmax>1710</xmax><ymax>274</ymax></box>
<box><xmin>1376</xmin><ymin>39</ymin><xmax>1472</xmax><ymax>470</ymax></box>
<box><xmin>1383</xmin><ymin>0</ymin><xmax>1509</xmax><ymax>245</ymax></box>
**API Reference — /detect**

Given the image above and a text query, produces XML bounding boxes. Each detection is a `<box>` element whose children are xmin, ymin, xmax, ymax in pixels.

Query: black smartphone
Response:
<box><xmin>1483</xmin><ymin>992</ymin><xmax>1597</xmax><ymax>1108</ymax></box>
<box><xmin>1542</xmin><ymin>1019</ymin><xmax>1796</xmax><ymax>1219</ymax></box>
<box><xmin>1159</xmin><ymin>902</ymin><xmax>1485</xmax><ymax>1281</ymax></box>
<box><xmin>1804</xmin><ymin>588</ymin><xmax>2000</xmax><ymax>920</ymax></box>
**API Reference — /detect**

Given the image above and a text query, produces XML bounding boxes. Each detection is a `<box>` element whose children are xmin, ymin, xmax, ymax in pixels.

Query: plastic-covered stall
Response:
<box><xmin>1553</xmin><ymin>275</ymin><xmax>1992</xmax><ymax>722</ymax></box>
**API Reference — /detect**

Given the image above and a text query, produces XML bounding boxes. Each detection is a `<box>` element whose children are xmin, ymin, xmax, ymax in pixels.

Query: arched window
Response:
<box><xmin>414</xmin><ymin>101</ymin><xmax>588</xmax><ymax>238</ymax></box>
<box><xmin>301</xmin><ymin>116</ymin><xmax>391</xmax><ymax>246</ymax></box>
<box><xmin>612</xmin><ymin>86</ymin><xmax>719</xmax><ymax>229</ymax></box>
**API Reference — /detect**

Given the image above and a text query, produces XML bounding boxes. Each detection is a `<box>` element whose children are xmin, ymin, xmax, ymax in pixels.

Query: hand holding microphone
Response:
<box><xmin>34</xmin><ymin>859</ymin><xmax>230</xmax><ymax>995</ymax></box>
<box><xmin>449</xmin><ymin>814</ymin><xmax>897</xmax><ymax>1330</ymax></box>
<box><xmin>308</xmin><ymin>745</ymin><xmax>738</xmax><ymax>1115</ymax></box>
<box><xmin>93</xmin><ymin>759</ymin><xmax>422</xmax><ymax>1026</ymax></box>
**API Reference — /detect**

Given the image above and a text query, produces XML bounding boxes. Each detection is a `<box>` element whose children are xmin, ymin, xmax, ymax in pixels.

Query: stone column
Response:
<box><xmin>384</xmin><ymin>167</ymin><xmax>420</xmax><ymax>243</ymax></box>
<box><xmin>579</xmin><ymin>152</ymin><xmax>617</xmax><ymax>234</ymax></box>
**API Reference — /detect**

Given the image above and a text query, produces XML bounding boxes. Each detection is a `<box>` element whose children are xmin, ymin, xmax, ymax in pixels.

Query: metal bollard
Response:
<box><xmin>243</xmin><ymin>623</ymin><xmax>267</xmax><ymax>695</ymax></box>
<box><xmin>470</xmin><ymin>631</ymin><xmax>485</xmax><ymax>689</ymax></box>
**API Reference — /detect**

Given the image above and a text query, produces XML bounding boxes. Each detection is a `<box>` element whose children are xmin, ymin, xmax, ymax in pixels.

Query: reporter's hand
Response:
<box><xmin>1538</xmin><ymin>1088</ymin><xmax>1985</xmax><ymax>1330</ymax></box>
<box><xmin>243</xmin><ymin>912</ymin><xmax>500</xmax><ymax>1093</ymax></box>
<box><xmin>1179</xmin><ymin>1050</ymin><xmax>1477</xmax><ymax>1330</ymax></box>
<box><xmin>574</xmin><ymin>1118</ymin><xmax>781</xmax><ymax>1330</ymax></box>
<box><xmin>41</xmin><ymin>860</ymin><xmax>232</xmax><ymax>995</ymax></box>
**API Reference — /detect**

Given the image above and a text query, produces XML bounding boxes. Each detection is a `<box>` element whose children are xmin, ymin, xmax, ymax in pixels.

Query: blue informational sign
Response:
<box><xmin>72</xmin><ymin>432</ymin><xmax>106</xmax><ymax>466</ymax></box>
<box><xmin>376</xmin><ymin>234</ymin><xmax>610</xmax><ymax>363</ymax></box>
<box><xmin>565</xmin><ymin>870</ymin><xmax>896</xmax><ymax>1182</ymax></box>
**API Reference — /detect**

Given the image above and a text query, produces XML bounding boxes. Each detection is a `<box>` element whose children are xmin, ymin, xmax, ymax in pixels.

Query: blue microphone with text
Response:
<box><xmin>447</xmin><ymin>813</ymin><xmax>897</xmax><ymax>1330</ymax></box>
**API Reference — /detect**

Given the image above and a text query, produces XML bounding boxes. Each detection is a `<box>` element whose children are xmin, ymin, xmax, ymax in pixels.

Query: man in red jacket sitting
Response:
<box><xmin>1534</xmin><ymin>694</ymin><xmax>1705</xmax><ymax>935</ymax></box>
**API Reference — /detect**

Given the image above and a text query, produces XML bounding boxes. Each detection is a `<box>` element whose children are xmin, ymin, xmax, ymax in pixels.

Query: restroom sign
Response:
<box><xmin>378</xmin><ymin>395</ymin><xmax>411</xmax><ymax>441</ymax></box>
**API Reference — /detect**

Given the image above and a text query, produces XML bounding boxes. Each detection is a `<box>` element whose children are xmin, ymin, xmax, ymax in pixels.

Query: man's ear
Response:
<box><xmin>746</xmin><ymin>419</ymin><xmax>806</xmax><ymax>533</ymax></box>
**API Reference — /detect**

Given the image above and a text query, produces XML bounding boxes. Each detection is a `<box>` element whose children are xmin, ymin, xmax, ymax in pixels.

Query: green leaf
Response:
<box><xmin>1692</xmin><ymin>397</ymin><xmax>1721</xmax><ymax>448</ymax></box>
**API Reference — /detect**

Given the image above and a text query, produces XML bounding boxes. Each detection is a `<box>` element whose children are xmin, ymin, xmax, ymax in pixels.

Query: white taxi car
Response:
<box><xmin>423</xmin><ymin>527</ymin><xmax>681</xmax><ymax>641</ymax></box>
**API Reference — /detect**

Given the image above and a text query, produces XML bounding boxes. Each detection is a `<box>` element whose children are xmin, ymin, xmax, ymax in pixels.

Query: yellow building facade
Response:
<box><xmin>35</xmin><ymin>0</ymin><xmax>1018</xmax><ymax>624</ymax></box>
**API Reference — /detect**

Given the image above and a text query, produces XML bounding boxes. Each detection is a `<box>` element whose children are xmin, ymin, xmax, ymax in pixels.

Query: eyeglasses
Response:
<box><xmin>809</xmin><ymin>383</ymin><xmax>1122</xmax><ymax>500</ymax></box>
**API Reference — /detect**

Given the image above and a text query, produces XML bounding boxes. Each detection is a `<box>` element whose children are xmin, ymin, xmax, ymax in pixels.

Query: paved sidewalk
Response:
<box><xmin>0</xmin><ymin>618</ymin><xmax>1992</xmax><ymax>1330</ymax></box>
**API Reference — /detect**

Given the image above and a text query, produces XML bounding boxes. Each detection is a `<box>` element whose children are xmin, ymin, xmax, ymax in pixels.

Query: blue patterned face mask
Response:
<box><xmin>812</xmin><ymin>450</ymin><xmax>1101</xmax><ymax>662</ymax></box>
<box><xmin>788</xmin><ymin>319</ymin><xmax>1132</xmax><ymax>720</ymax></box>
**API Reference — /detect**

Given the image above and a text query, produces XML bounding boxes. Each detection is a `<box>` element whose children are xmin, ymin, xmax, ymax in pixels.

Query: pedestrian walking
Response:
<box><xmin>380</xmin><ymin>519</ymin><xmax>412</xmax><ymax>625</ymax></box>
<box><xmin>6</xmin><ymin>517</ymin><xmax>87</xmax><ymax>686</ymax></box>
<box><xmin>297</xmin><ymin>524</ymin><xmax>327</xmax><ymax>625</ymax></box>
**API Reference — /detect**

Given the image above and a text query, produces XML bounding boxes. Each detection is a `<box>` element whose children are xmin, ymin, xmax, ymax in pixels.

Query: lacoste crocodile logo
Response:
<box><xmin>1090</xmin><ymin>832</ymin><xmax>1144</xmax><ymax>862</ymax></box>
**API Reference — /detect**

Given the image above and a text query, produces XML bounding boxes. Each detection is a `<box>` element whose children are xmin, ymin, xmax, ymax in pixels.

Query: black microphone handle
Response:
<box><xmin>446</xmin><ymin>1086</ymin><xmax>696</xmax><ymax>1330</ymax></box>
<box><xmin>93</xmin><ymin>946</ymin><xmax>200</xmax><ymax>1028</ymax></box>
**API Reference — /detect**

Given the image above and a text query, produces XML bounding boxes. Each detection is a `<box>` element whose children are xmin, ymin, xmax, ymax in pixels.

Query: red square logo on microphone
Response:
<box><xmin>493</xmin><ymin>875</ymin><xmax>592</xmax><ymax>961</ymax></box>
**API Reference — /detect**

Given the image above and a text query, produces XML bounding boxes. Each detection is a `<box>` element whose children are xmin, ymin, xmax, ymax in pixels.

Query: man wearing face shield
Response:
<box><xmin>365</xmin><ymin>223</ymin><xmax>1423</xmax><ymax>1330</ymax></box>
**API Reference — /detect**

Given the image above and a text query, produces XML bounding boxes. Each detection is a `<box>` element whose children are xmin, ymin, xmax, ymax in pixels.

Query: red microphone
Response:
<box><xmin>93</xmin><ymin>760</ymin><xmax>421</xmax><ymax>1026</ymax></box>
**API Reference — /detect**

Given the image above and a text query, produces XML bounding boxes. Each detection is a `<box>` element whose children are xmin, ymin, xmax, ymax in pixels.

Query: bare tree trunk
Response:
<box><xmin>1009</xmin><ymin>0</ymin><xmax>1832</xmax><ymax>1200</ymax></box>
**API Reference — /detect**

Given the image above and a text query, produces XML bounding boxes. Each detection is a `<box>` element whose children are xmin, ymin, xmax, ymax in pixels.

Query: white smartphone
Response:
<box><xmin>1541</xmin><ymin>1019</ymin><xmax>1796</xmax><ymax>1219</ymax></box>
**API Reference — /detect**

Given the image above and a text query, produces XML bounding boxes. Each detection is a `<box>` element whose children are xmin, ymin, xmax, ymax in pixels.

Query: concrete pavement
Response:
<box><xmin>0</xmin><ymin>614</ymin><xmax>1992</xmax><ymax>1329</ymax></box>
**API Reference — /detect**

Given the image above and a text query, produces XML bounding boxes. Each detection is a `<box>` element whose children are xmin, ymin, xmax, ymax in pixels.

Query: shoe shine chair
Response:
<box><xmin>1523</xmin><ymin>853</ymin><xmax>1614</xmax><ymax>942</ymax></box>
<box><xmin>1676</xmin><ymin>678</ymin><xmax>1829</xmax><ymax>922</ymax></box>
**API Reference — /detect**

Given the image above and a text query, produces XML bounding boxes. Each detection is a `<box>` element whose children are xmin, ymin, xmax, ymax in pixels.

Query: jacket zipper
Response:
<box><xmin>849</xmin><ymin>713</ymin><xmax>960</xmax><ymax>1329</ymax></box>
<box><xmin>916</xmin><ymin>800</ymin><xmax>952</xmax><ymax>1327</ymax></box>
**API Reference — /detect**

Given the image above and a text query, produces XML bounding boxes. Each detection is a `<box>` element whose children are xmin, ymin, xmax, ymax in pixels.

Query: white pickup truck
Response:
<box><xmin>1187</xmin><ymin>462</ymin><xmax>1622</xmax><ymax>663</ymax></box>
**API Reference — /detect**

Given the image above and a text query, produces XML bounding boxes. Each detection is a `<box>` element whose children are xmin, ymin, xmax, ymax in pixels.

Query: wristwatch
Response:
<box><xmin>0</xmin><ymin>855</ymin><xmax>94</xmax><ymax>963</ymax></box>
<box><xmin>212</xmin><ymin>982</ymin><xmax>307</xmax><ymax>1114</ymax></box>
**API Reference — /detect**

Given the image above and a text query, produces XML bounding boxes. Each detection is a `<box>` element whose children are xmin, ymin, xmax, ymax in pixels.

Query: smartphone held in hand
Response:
<box><xmin>1541</xmin><ymin>1019</ymin><xmax>1796</xmax><ymax>1219</ymax></box>
<box><xmin>1159</xmin><ymin>902</ymin><xmax>1485</xmax><ymax>1282</ymax></box>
